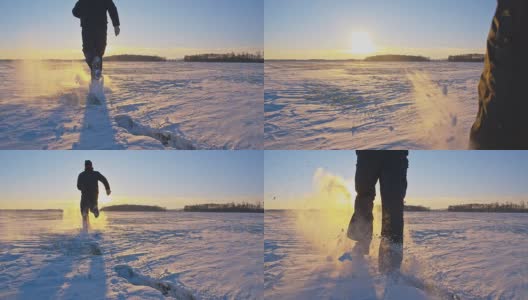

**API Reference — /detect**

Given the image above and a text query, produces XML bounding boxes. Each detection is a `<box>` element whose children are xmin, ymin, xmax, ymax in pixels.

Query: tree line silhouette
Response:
<box><xmin>365</xmin><ymin>55</ymin><xmax>430</xmax><ymax>62</ymax></box>
<box><xmin>448</xmin><ymin>54</ymin><xmax>485</xmax><ymax>62</ymax></box>
<box><xmin>448</xmin><ymin>202</ymin><xmax>528</xmax><ymax>213</ymax></box>
<box><xmin>184</xmin><ymin>202</ymin><xmax>264</xmax><ymax>213</ymax></box>
<box><xmin>101</xmin><ymin>205</ymin><xmax>167</xmax><ymax>212</ymax></box>
<box><xmin>104</xmin><ymin>55</ymin><xmax>166</xmax><ymax>62</ymax></box>
<box><xmin>404</xmin><ymin>205</ymin><xmax>431</xmax><ymax>212</ymax></box>
<box><xmin>184</xmin><ymin>52</ymin><xmax>264</xmax><ymax>63</ymax></box>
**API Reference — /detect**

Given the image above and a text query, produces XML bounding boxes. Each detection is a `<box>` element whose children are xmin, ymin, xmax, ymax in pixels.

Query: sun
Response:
<box><xmin>349</xmin><ymin>32</ymin><xmax>376</xmax><ymax>55</ymax></box>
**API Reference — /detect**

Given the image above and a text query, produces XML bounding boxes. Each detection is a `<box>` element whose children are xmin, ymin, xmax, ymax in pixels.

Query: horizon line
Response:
<box><xmin>265</xmin><ymin>53</ymin><xmax>485</xmax><ymax>61</ymax></box>
<box><xmin>0</xmin><ymin>47</ymin><xmax>265</xmax><ymax>61</ymax></box>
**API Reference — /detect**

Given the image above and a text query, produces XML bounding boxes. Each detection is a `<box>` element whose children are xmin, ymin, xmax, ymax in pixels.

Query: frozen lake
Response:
<box><xmin>264</xmin><ymin>210</ymin><xmax>528</xmax><ymax>300</ymax></box>
<box><xmin>265</xmin><ymin>61</ymin><xmax>481</xmax><ymax>150</ymax></box>
<box><xmin>0</xmin><ymin>210</ymin><xmax>263</xmax><ymax>299</ymax></box>
<box><xmin>0</xmin><ymin>61</ymin><xmax>263</xmax><ymax>150</ymax></box>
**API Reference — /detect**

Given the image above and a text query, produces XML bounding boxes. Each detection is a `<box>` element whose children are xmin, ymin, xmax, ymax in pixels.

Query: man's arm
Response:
<box><xmin>72</xmin><ymin>1</ymin><xmax>84</xmax><ymax>19</ymax></box>
<box><xmin>106</xmin><ymin>0</ymin><xmax>120</xmax><ymax>27</ymax></box>
<box><xmin>97</xmin><ymin>172</ymin><xmax>111</xmax><ymax>194</ymax></box>
<box><xmin>77</xmin><ymin>174</ymin><xmax>83</xmax><ymax>191</ymax></box>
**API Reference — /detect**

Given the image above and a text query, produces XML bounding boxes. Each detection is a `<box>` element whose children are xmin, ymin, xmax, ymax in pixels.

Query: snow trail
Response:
<box><xmin>265</xmin><ymin>61</ymin><xmax>480</xmax><ymax>150</ymax></box>
<box><xmin>1</xmin><ymin>211</ymin><xmax>263</xmax><ymax>299</ymax></box>
<box><xmin>0</xmin><ymin>61</ymin><xmax>263</xmax><ymax>150</ymax></box>
<box><xmin>266</xmin><ymin>210</ymin><xmax>467</xmax><ymax>299</ymax></box>
<box><xmin>407</xmin><ymin>71</ymin><xmax>468</xmax><ymax>149</ymax></box>
<box><xmin>265</xmin><ymin>169</ymin><xmax>462</xmax><ymax>299</ymax></box>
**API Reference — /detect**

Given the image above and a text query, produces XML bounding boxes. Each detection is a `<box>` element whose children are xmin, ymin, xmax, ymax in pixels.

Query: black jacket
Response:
<box><xmin>73</xmin><ymin>0</ymin><xmax>120</xmax><ymax>29</ymax></box>
<box><xmin>77</xmin><ymin>169</ymin><xmax>111</xmax><ymax>196</ymax></box>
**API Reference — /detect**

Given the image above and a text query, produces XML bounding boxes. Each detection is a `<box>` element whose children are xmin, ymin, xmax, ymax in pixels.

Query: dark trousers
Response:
<box><xmin>352</xmin><ymin>151</ymin><xmax>408</xmax><ymax>244</ymax></box>
<box><xmin>82</xmin><ymin>27</ymin><xmax>107</xmax><ymax>71</ymax></box>
<box><xmin>80</xmin><ymin>193</ymin><xmax>99</xmax><ymax>215</ymax></box>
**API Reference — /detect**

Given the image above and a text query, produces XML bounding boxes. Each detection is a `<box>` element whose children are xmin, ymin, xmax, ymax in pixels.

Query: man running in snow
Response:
<box><xmin>73</xmin><ymin>0</ymin><xmax>120</xmax><ymax>80</ymax></box>
<box><xmin>347</xmin><ymin>150</ymin><xmax>408</xmax><ymax>274</ymax></box>
<box><xmin>470</xmin><ymin>0</ymin><xmax>528</xmax><ymax>149</ymax></box>
<box><xmin>77</xmin><ymin>160</ymin><xmax>111</xmax><ymax>226</ymax></box>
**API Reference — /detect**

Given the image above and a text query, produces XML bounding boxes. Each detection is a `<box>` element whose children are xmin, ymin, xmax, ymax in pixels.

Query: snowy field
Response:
<box><xmin>265</xmin><ymin>61</ymin><xmax>482</xmax><ymax>150</ymax></box>
<box><xmin>265</xmin><ymin>210</ymin><xmax>528</xmax><ymax>300</ymax></box>
<box><xmin>0</xmin><ymin>210</ymin><xmax>263</xmax><ymax>299</ymax></box>
<box><xmin>0</xmin><ymin>60</ymin><xmax>263</xmax><ymax>150</ymax></box>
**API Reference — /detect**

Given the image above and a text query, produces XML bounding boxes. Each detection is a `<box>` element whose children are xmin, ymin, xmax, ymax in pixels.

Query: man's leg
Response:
<box><xmin>504</xmin><ymin>0</ymin><xmax>528</xmax><ymax>149</ymax></box>
<box><xmin>469</xmin><ymin>0</ymin><xmax>527</xmax><ymax>149</ymax></box>
<box><xmin>378</xmin><ymin>238</ymin><xmax>403</xmax><ymax>274</ymax></box>
<box><xmin>379</xmin><ymin>154</ymin><xmax>407</xmax><ymax>243</ymax></box>
<box><xmin>90</xmin><ymin>195</ymin><xmax>100</xmax><ymax>218</ymax></box>
<box><xmin>347</xmin><ymin>152</ymin><xmax>382</xmax><ymax>248</ymax></box>
<box><xmin>94</xmin><ymin>28</ymin><xmax>108</xmax><ymax>73</ymax></box>
<box><xmin>378</xmin><ymin>153</ymin><xmax>408</xmax><ymax>273</ymax></box>
<box><xmin>80</xmin><ymin>198</ymin><xmax>90</xmax><ymax>230</ymax></box>
<box><xmin>469</xmin><ymin>1</ymin><xmax>510</xmax><ymax>150</ymax></box>
<box><xmin>82</xmin><ymin>28</ymin><xmax>96</xmax><ymax>73</ymax></box>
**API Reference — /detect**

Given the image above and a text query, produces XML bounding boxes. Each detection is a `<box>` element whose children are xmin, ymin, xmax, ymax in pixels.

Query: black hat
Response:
<box><xmin>85</xmin><ymin>160</ymin><xmax>93</xmax><ymax>167</ymax></box>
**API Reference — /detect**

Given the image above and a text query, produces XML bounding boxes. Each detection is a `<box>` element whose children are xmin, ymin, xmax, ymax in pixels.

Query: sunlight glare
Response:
<box><xmin>349</xmin><ymin>31</ymin><xmax>376</xmax><ymax>55</ymax></box>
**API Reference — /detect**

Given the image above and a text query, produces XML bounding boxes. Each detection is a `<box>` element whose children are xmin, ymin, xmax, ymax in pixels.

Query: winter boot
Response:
<box><xmin>91</xmin><ymin>56</ymin><xmax>102</xmax><ymax>81</ymax></box>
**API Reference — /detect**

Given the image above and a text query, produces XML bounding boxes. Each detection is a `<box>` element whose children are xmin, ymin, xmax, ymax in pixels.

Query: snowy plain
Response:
<box><xmin>265</xmin><ymin>61</ymin><xmax>482</xmax><ymax>150</ymax></box>
<box><xmin>264</xmin><ymin>210</ymin><xmax>528</xmax><ymax>300</ymax></box>
<box><xmin>0</xmin><ymin>210</ymin><xmax>264</xmax><ymax>299</ymax></box>
<box><xmin>0</xmin><ymin>60</ymin><xmax>263</xmax><ymax>150</ymax></box>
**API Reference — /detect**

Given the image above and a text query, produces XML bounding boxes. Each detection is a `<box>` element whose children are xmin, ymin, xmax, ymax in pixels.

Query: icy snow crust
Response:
<box><xmin>265</xmin><ymin>61</ymin><xmax>481</xmax><ymax>150</ymax></box>
<box><xmin>0</xmin><ymin>61</ymin><xmax>263</xmax><ymax>150</ymax></box>
<box><xmin>0</xmin><ymin>211</ymin><xmax>264</xmax><ymax>299</ymax></box>
<box><xmin>264</xmin><ymin>211</ymin><xmax>528</xmax><ymax>300</ymax></box>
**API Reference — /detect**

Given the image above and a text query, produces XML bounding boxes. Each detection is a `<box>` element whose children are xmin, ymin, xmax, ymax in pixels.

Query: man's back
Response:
<box><xmin>73</xmin><ymin>0</ymin><xmax>120</xmax><ymax>29</ymax></box>
<box><xmin>77</xmin><ymin>170</ymin><xmax>108</xmax><ymax>195</ymax></box>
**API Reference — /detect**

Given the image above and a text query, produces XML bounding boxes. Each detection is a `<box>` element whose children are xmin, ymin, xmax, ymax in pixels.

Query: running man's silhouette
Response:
<box><xmin>73</xmin><ymin>0</ymin><xmax>120</xmax><ymax>80</ymax></box>
<box><xmin>347</xmin><ymin>150</ymin><xmax>408</xmax><ymax>274</ymax></box>
<box><xmin>77</xmin><ymin>160</ymin><xmax>111</xmax><ymax>228</ymax></box>
<box><xmin>470</xmin><ymin>0</ymin><xmax>528</xmax><ymax>149</ymax></box>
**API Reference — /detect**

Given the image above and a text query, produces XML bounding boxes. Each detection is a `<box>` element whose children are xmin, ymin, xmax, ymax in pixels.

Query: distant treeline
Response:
<box><xmin>448</xmin><ymin>54</ymin><xmax>485</xmax><ymax>62</ymax></box>
<box><xmin>101</xmin><ymin>205</ymin><xmax>167</xmax><ymax>212</ymax></box>
<box><xmin>365</xmin><ymin>55</ymin><xmax>430</xmax><ymax>62</ymax></box>
<box><xmin>265</xmin><ymin>59</ymin><xmax>359</xmax><ymax>62</ymax></box>
<box><xmin>184</xmin><ymin>202</ymin><xmax>264</xmax><ymax>213</ymax></box>
<box><xmin>105</xmin><ymin>55</ymin><xmax>166</xmax><ymax>62</ymax></box>
<box><xmin>448</xmin><ymin>202</ymin><xmax>528</xmax><ymax>213</ymax></box>
<box><xmin>404</xmin><ymin>205</ymin><xmax>431</xmax><ymax>212</ymax></box>
<box><xmin>184</xmin><ymin>52</ymin><xmax>264</xmax><ymax>63</ymax></box>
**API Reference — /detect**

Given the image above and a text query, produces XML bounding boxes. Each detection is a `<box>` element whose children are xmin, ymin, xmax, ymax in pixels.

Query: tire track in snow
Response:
<box><xmin>114</xmin><ymin>115</ymin><xmax>196</xmax><ymax>150</ymax></box>
<box><xmin>114</xmin><ymin>265</ymin><xmax>196</xmax><ymax>299</ymax></box>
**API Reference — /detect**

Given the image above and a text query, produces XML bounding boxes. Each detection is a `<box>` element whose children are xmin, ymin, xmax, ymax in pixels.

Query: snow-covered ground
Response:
<box><xmin>265</xmin><ymin>210</ymin><xmax>528</xmax><ymax>300</ymax></box>
<box><xmin>0</xmin><ymin>60</ymin><xmax>263</xmax><ymax>150</ymax></box>
<box><xmin>0</xmin><ymin>210</ymin><xmax>263</xmax><ymax>299</ymax></box>
<box><xmin>265</xmin><ymin>61</ymin><xmax>481</xmax><ymax>150</ymax></box>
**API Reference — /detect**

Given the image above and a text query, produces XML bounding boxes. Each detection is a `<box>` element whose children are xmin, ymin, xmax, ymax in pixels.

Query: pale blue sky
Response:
<box><xmin>0</xmin><ymin>0</ymin><xmax>263</xmax><ymax>59</ymax></box>
<box><xmin>265</xmin><ymin>151</ymin><xmax>528</xmax><ymax>209</ymax></box>
<box><xmin>0</xmin><ymin>151</ymin><xmax>263</xmax><ymax>209</ymax></box>
<box><xmin>265</xmin><ymin>0</ymin><xmax>496</xmax><ymax>59</ymax></box>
